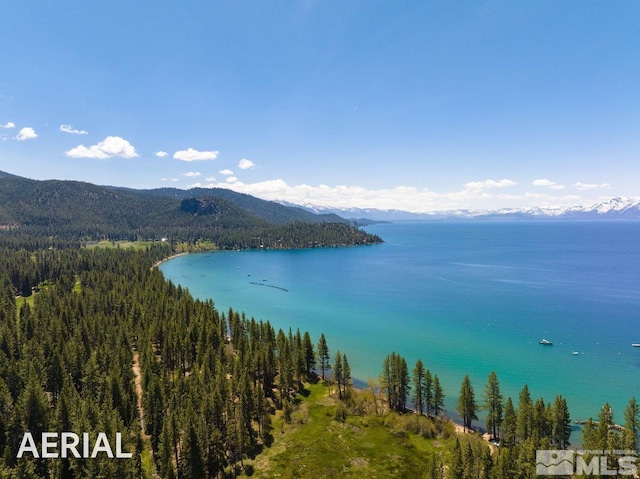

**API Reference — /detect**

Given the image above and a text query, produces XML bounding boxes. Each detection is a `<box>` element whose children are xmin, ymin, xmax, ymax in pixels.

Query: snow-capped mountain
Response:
<box><xmin>278</xmin><ymin>197</ymin><xmax>640</xmax><ymax>222</ymax></box>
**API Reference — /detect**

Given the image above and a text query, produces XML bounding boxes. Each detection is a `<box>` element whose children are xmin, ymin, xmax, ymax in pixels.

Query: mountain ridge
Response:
<box><xmin>0</xmin><ymin>171</ymin><xmax>380</xmax><ymax>247</ymax></box>
<box><xmin>283</xmin><ymin>197</ymin><xmax>640</xmax><ymax>222</ymax></box>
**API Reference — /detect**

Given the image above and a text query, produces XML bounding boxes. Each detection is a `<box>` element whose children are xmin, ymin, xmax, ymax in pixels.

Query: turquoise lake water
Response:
<box><xmin>160</xmin><ymin>221</ymin><xmax>640</xmax><ymax>428</ymax></box>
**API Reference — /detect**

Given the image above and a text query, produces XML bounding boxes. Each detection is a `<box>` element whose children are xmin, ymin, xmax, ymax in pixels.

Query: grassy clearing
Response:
<box><xmin>247</xmin><ymin>383</ymin><xmax>463</xmax><ymax>479</ymax></box>
<box><xmin>15</xmin><ymin>294</ymin><xmax>34</xmax><ymax>313</ymax></box>
<box><xmin>84</xmin><ymin>240</ymin><xmax>160</xmax><ymax>250</ymax></box>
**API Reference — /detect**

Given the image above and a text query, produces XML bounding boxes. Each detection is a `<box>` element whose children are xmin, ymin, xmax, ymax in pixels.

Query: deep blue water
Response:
<box><xmin>160</xmin><ymin>221</ymin><xmax>640</xmax><ymax>427</ymax></box>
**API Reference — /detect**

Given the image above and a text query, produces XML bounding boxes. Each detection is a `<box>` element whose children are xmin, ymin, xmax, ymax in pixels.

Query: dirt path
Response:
<box><xmin>132</xmin><ymin>352</ymin><xmax>149</xmax><ymax>438</ymax></box>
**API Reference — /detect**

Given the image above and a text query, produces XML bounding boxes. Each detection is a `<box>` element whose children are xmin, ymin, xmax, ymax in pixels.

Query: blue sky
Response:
<box><xmin>1</xmin><ymin>1</ymin><xmax>638</xmax><ymax>212</ymax></box>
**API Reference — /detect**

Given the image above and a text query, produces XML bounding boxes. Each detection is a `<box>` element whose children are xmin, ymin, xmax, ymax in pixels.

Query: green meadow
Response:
<box><xmin>247</xmin><ymin>383</ymin><xmax>487</xmax><ymax>479</ymax></box>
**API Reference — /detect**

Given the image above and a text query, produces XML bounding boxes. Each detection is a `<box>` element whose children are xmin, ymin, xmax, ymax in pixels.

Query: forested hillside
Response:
<box><xmin>0</xmin><ymin>174</ymin><xmax>381</xmax><ymax>247</ymax></box>
<box><xmin>0</xmin><ymin>245</ymin><xmax>329</xmax><ymax>477</ymax></box>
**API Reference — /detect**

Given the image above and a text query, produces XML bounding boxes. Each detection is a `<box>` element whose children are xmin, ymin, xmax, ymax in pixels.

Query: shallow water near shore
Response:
<box><xmin>160</xmin><ymin>221</ymin><xmax>640</xmax><ymax>430</ymax></box>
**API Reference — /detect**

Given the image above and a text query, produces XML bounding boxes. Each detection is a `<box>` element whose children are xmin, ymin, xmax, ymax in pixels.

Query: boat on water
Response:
<box><xmin>572</xmin><ymin>351</ymin><xmax>579</xmax><ymax>355</ymax></box>
<box><xmin>633</xmin><ymin>344</ymin><xmax>640</xmax><ymax>348</ymax></box>
<box><xmin>539</xmin><ymin>339</ymin><xmax>553</xmax><ymax>345</ymax></box>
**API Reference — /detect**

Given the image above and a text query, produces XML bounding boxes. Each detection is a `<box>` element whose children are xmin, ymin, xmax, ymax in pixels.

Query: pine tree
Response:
<box><xmin>623</xmin><ymin>396</ymin><xmax>639</xmax><ymax>451</ymax></box>
<box><xmin>480</xmin><ymin>446</ymin><xmax>493</xmax><ymax>479</ymax></box>
<box><xmin>394</xmin><ymin>353</ymin><xmax>410</xmax><ymax>412</ymax></box>
<box><xmin>379</xmin><ymin>352</ymin><xmax>410</xmax><ymax>412</ymax></box>
<box><xmin>380</xmin><ymin>354</ymin><xmax>392</xmax><ymax>410</ymax></box>
<box><xmin>450</xmin><ymin>438</ymin><xmax>464</xmax><ymax>479</ymax></box>
<box><xmin>317</xmin><ymin>333</ymin><xmax>330</xmax><ymax>381</ymax></box>
<box><xmin>412</xmin><ymin>359</ymin><xmax>426</xmax><ymax>415</ymax></box>
<box><xmin>551</xmin><ymin>394</ymin><xmax>571</xmax><ymax>449</ymax></box>
<box><xmin>179</xmin><ymin>420</ymin><xmax>205</xmax><ymax>479</ymax></box>
<box><xmin>501</xmin><ymin>397</ymin><xmax>517</xmax><ymax>447</ymax></box>
<box><xmin>516</xmin><ymin>384</ymin><xmax>533</xmax><ymax>442</ymax></box>
<box><xmin>342</xmin><ymin>353</ymin><xmax>352</xmax><ymax>400</ymax></box>
<box><xmin>483</xmin><ymin>371</ymin><xmax>503</xmax><ymax>440</ymax></box>
<box><xmin>333</xmin><ymin>351</ymin><xmax>343</xmax><ymax>398</ymax></box>
<box><xmin>433</xmin><ymin>375</ymin><xmax>444</xmax><ymax>416</ymax></box>
<box><xmin>424</xmin><ymin>369</ymin><xmax>433</xmax><ymax>416</ymax></box>
<box><xmin>463</xmin><ymin>441</ymin><xmax>475</xmax><ymax>479</ymax></box>
<box><xmin>302</xmin><ymin>331</ymin><xmax>315</xmax><ymax>377</ymax></box>
<box><xmin>457</xmin><ymin>375</ymin><xmax>478</xmax><ymax>432</ymax></box>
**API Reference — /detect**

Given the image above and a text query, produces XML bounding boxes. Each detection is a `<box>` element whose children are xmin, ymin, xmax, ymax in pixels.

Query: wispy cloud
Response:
<box><xmin>226</xmin><ymin>176</ymin><xmax>238</xmax><ymax>183</ymax></box>
<box><xmin>182</xmin><ymin>171</ymin><xmax>202</xmax><ymax>178</ymax></box>
<box><xmin>59</xmin><ymin>124</ymin><xmax>88</xmax><ymax>135</ymax></box>
<box><xmin>205</xmin><ymin>176</ymin><xmax>216</xmax><ymax>182</ymax></box>
<box><xmin>238</xmin><ymin>158</ymin><xmax>255</xmax><ymax>170</ymax></box>
<box><xmin>573</xmin><ymin>182</ymin><xmax>611</xmax><ymax>191</ymax></box>
<box><xmin>0</xmin><ymin>122</ymin><xmax>15</xmax><ymax>129</ymax></box>
<box><xmin>219</xmin><ymin>169</ymin><xmax>234</xmax><ymax>176</ymax></box>
<box><xmin>155</xmin><ymin>151</ymin><xmax>169</xmax><ymax>158</ymax></box>
<box><xmin>16</xmin><ymin>127</ymin><xmax>37</xmax><ymax>141</ymax></box>
<box><xmin>173</xmin><ymin>148</ymin><xmax>219</xmax><ymax>161</ymax></box>
<box><xmin>65</xmin><ymin>136</ymin><xmax>138</xmax><ymax>159</ymax></box>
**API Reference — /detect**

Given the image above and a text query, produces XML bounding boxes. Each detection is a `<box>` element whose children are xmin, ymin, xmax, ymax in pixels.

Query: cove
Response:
<box><xmin>160</xmin><ymin>221</ymin><xmax>640</xmax><ymax>427</ymax></box>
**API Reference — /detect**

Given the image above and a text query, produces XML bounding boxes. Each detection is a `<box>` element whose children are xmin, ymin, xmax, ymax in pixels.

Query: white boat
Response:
<box><xmin>572</xmin><ymin>351</ymin><xmax>579</xmax><ymax>355</ymax></box>
<box><xmin>539</xmin><ymin>339</ymin><xmax>553</xmax><ymax>345</ymax></box>
<box><xmin>633</xmin><ymin>344</ymin><xmax>640</xmax><ymax>347</ymax></box>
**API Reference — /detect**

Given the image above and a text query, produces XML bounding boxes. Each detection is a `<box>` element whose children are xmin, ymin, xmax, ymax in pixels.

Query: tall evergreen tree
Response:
<box><xmin>333</xmin><ymin>351</ymin><xmax>343</xmax><ymax>399</ymax></box>
<box><xmin>551</xmin><ymin>394</ymin><xmax>571</xmax><ymax>449</ymax></box>
<box><xmin>302</xmin><ymin>331</ymin><xmax>316</xmax><ymax>377</ymax></box>
<box><xmin>317</xmin><ymin>333</ymin><xmax>330</xmax><ymax>381</ymax></box>
<box><xmin>379</xmin><ymin>352</ymin><xmax>410</xmax><ymax>412</ymax></box>
<box><xmin>623</xmin><ymin>396</ymin><xmax>639</xmax><ymax>451</ymax></box>
<box><xmin>449</xmin><ymin>438</ymin><xmax>464</xmax><ymax>479</ymax></box>
<box><xmin>456</xmin><ymin>375</ymin><xmax>478</xmax><ymax>432</ymax></box>
<box><xmin>433</xmin><ymin>375</ymin><xmax>445</xmax><ymax>416</ymax></box>
<box><xmin>516</xmin><ymin>384</ymin><xmax>533</xmax><ymax>442</ymax></box>
<box><xmin>424</xmin><ymin>369</ymin><xmax>433</xmax><ymax>416</ymax></box>
<box><xmin>483</xmin><ymin>371</ymin><xmax>503</xmax><ymax>440</ymax></box>
<box><xmin>342</xmin><ymin>353</ymin><xmax>352</xmax><ymax>400</ymax></box>
<box><xmin>501</xmin><ymin>397</ymin><xmax>517</xmax><ymax>447</ymax></box>
<box><xmin>412</xmin><ymin>359</ymin><xmax>426</xmax><ymax>415</ymax></box>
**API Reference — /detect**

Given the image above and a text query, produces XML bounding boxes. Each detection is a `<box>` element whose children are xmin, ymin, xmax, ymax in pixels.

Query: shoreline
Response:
<box><xmin>151</xmin><ymin>252</ymin><xmax>189</xmax><ymax>270</ymax></box>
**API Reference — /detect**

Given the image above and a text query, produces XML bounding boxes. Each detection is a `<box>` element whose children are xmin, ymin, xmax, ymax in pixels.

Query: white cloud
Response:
<box><xmin>59</xmin><ymin>124</ymin><xmax>88</xmax><ymax>135</ymax></box>
<box><xmin>573</xmin><ymin>182</ymin><xmax>598</xmax><ymax>191</ymax></box>
<box><xmin>65</xmin><ymin>136</ymin><xmax>138</xmax><ymax>159</ymax></box>
<box><xmin>184</xmin><ymin>175</ymin><xmax>617</xmax><ymax>213</ymax></box>
<box><xmin>0</xmin><ymin>122</ymin><xmax>15</xmax><ymax>129</ymax></box>
<box><xmin>155</xmin><ymin>151</ymin><xmax>169</xmax><ymax>157</ymax></box>
<box><xmin>573</xmin><ymin>182</ymin><xmax>611</xmax><ymax>191</ymax></box>
<box><xmin>219</xmin><ymin>169</ymin><xmax>234</xmax><ymax>176</ymax></box>
<box><xmin>173</xmin><ymin>148</ymin><xmax>219</xmax><ymax>161</ymax></box>
<box><xmin>182</xmin><ymin>171</ymin><xmax>202</xmax><ymax>178</ymax></box>
<box><xmin>532</xmin><ymin>178</ymin><xmax>555</xmax><ymax>187</ymax></box>
<box><xmin>205</xmin><ymin>176</ymin><xmax>216</xmax><ymax>182</ymax></box>
<box><xmin>238</xmin><ymin>158</ymin><xmax>255</xmax><ymax>170</ymax></box>
<box><xmin>464</xmin><ymin>179</ymin><xmax>516</xmax><ymax>192</ymax></box>
<box><xmin>16</xmin><ymin>127</ymin><xmax>37</xmax><ymax>141</ymax></box>
<box><xmin>532</xmin><ymin>178</ymin><xmax>565</xmax><ymax>190</ymax></box>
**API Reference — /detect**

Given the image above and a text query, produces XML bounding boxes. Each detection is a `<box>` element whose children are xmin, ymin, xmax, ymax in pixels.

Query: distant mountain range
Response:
<box><xmin>283</xmin><ymin>197</ymin><xmax>640</xmax><ymax>222</ymax></box>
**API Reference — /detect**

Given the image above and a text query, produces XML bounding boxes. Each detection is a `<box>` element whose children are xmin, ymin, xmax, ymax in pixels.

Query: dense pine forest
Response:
<box><xmin>0</xmin><ymin>244</ymin><xmax>329</xmax><ymax>477</ymax></box>
<box><xmin>0</xmin><ymin>174</ymin><xmax>381</xmax><ymax>248</ymax></box>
